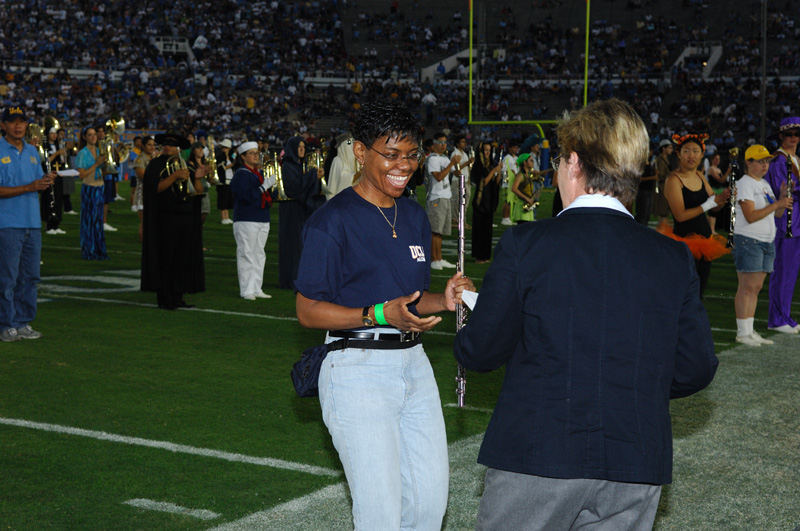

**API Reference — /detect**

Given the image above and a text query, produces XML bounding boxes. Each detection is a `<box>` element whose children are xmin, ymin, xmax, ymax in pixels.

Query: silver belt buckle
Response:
<box><xmin>400</xmin><ymin>331</ymin><xmax>418</xmax><ymax>343</ymax></box>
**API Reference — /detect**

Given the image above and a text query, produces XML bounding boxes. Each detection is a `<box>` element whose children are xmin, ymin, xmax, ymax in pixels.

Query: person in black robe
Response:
<box><xmin>471</xmin><ymin>142</ymin><xmax>504</xmax><ymax>263</ymax></box>
<box><xmin>140</xmin><ymin>132</ymin><xmax>206</xmax><ymax>310</ymax></box>
<box><xmin>278</xmin><ymin>136</ymin><xmax>324</xmax><ymax>289</ymax></box>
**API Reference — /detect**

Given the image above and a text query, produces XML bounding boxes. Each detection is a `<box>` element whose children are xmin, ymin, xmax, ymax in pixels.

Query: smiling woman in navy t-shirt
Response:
<box><xmin>295</xmin><ymin>100</ymin><xmax>472</xmax><ymax>530</ymax></box>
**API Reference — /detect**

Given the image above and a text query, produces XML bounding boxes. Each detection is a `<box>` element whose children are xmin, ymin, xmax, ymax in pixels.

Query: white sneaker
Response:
<box><xmin>242</xmin><ymin>295</ymin><xmax>256</xmax><ymax>300</ymax></box>
<box><xmin>103</xmin><ymin>223</ymin><xmax>118</xmax><ymax>232</ymax></box>
<box><xmin>221</xmin><ymin>219</ymin><xmax>233</xmax><ymax>225</ymax></box>
<box><xmin>0</xmin><ymin>328</ymin><xmax>19</xmax><ymax>342</ymax></box>
<box><xmin>64</xmin><ymin>210</ymin><xmax>78</xmax><ymax>215</ymax></box>
<box><xmin>501</xmin><ymin>218</ymin><xmax>513</xmax><ymax>226</ymax></box>
<box><xmin>439</xmin><ymin>259</ymin><xmax>457</xmax><ymax>268</ymax></box>
<box><xmin>750</xmin><ymin>331</ymin><xmax>774</xmax><ymax>345</ymax></box>
<box><xmin>430</xmin><ymin>260</ymin><xmax>443</xmax><ymax>270</ymax></box>
<box><xmin>767</xmin><ymin>324</ymin><xmax>799</xmax><ymax>334</ymax></box>
<box><xmin>131</xmin><ymin>205</ymin><xmax>138</xmax><ymax>212</ymax></box>
<box><xmin>45</xmin><ymin>229</ymin><xmax>58</xmax><ymax>235</ymax></box>
<box><xmin>735</xmin><ymin>334</ymin><xmax>762</xmax><ymax>347</ymax></box>
<box><xmin>115</xmin><ymin>195</ymin><xmax>125</xmax><ymax>201</ymax></box>
<box><xmin>55</xmin><ymin>228</ymin><xmax>66</xmax><ymax>234</ymax></box>
<box><xmin>15</xmin><ymin>325</ymin><xmax>42</xmax><ymax>339</ymax></box>
<box><xmin>254</xmin><ymin>291</ymin><xmax>272</xmax><ymax>299</ymax></box>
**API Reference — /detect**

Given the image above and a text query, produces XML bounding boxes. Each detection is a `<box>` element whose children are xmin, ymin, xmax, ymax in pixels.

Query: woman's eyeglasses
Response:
<box><xmin>551</xmin><ymin>155</ymin><xmax>563</xmax><ymax>171</ymax></box>
<box><xmin>369</xmin><ymin>146</ymin><xmax>422</xmax><ymax>163</ymax></box>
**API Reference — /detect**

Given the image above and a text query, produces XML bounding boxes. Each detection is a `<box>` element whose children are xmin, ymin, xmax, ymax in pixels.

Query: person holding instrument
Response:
<box><xmin>140</xmin><ymin>132</ymin><xmax>205</xmax><ymax>310</ymax></box>
<box><xmin>230</xmin><ymin>141</ymin><xmax>275</xmax><ymax>301</ymax></box>
<box><xmin>295</xmin><ymin>100</ymin><xmax>472</xmax><ymax>530</ymax></box>
<box><xmin>662</xmin><ymin>133</ymin><xmax>730</xmax><ymax>297</ymax></box>
<box><xmin>732</xmin><ymin>145</ymin><xmax>792</xmax><ymax>345</ymax></box>
<box><xmin>454</xmin><ymin>99</ymin><xmax>718</xmax><ymax>530</ymax></box>
<box><xmin>75</xmin><ymin>126</ymin><xmax>109</xmax><ymax>260</ymax></box>
<box><xmin>764</xmin><ymin>116</ymin><xmax>800</xmax><ymax>334</ymax></box>
<box><xmin>510</xmin><ymin>152</ymin><xmax>544</xmax><ymax>223</ymax></box>
<box><xmin>278</xmin><ymin>135</ymin><xmax>324</xmax><ymax>289</ymax></box>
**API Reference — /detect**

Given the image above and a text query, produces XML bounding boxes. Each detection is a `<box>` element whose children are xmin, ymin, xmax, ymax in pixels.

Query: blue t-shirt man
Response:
<box><xmin>0</xmin><ymin>105</ymin><xmax>48</xmax><ymax>341</ymax></box>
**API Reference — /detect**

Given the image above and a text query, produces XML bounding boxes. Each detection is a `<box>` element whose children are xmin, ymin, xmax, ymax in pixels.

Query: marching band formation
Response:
<box><xmin>3</xmin><ymin>106</ymin><xmax>800</xmax><ymax>344</ymax></box>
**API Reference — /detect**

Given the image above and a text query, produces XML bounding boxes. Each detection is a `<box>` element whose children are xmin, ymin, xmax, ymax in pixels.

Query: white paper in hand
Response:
<box><xmin>461</xmin><ymin>290</ymin><xmax>478</xmax><ymax>310</ymax></box>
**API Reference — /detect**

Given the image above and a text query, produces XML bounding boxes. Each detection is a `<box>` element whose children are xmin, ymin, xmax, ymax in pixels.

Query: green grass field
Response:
<box><xmin>1</xmin><ymin>186</ymin><xmax>798</xmax><ymax>530</ymax></box>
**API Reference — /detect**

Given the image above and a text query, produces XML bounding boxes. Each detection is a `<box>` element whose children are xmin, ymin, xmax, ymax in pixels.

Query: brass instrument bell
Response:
<box><xmin>205</xmin><ymin>134</ymin><xmax>219</xmax><ymax>185</ymax></box>
<box><xmin>265</xmin><ymin>151</ymin><xmax>288</xmax><ymax>201</ymax></box>
<box><xmin>162</xmin><ymin>155</ymin><xmax>193</xmax><ymax>200</ymax></box>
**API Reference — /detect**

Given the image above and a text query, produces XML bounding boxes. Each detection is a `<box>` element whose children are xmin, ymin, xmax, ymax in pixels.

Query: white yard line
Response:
<box><xmin>206</xmin><ymin>434</ymin><xmax>486</xmax><ymax>531</ymax></box>
<box><xmin>0</xmin><ymin>417</ymin><xmax>340</xmax><ymax>477</ymax></box>
<box><xmin>37</xmin><ymin>294</ymin><xmax>298</xmax><ymax>321</ymax></box>
<box><xmin>124</xmin><ymin>499</ymin><xmax>221</xmax><ymax>520</ymax></box>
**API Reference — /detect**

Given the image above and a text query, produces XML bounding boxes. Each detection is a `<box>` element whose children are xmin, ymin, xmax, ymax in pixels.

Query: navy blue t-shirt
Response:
<box><xmin>295</xmin><ymin>187</ymin><xmax>432</xmax><ymax>319</ymax></box>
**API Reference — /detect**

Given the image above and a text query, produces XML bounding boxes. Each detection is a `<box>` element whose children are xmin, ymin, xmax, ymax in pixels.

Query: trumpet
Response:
<box><xmin>727</xmin><ymin>148</ymin><xmax>739</xmax><ymax>248</ymax></box>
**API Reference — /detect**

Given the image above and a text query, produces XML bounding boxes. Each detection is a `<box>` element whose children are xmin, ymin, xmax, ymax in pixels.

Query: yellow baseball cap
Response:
<box><xmin>744</xmin><ymin>144</ymin><xmax>773</xmax><ymax>161</ymax></box>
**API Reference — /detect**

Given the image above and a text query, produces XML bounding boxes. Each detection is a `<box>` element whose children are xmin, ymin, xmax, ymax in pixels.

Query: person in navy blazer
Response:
<box><xmin>454</xmin><ymin>99</ymin><xmax>719</xmax><ymax>531</ymax></box>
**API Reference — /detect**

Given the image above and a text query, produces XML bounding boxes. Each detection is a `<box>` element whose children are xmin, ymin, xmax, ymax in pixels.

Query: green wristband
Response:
<box><xmin>374</xmin><ymin>303</ymin><xmax>388</xmax><ymax>326</ymax></box>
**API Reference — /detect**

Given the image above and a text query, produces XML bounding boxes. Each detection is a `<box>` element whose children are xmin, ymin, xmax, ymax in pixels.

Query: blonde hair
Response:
<box><xmin>556</xmin><ymin>98</ymin><xmax>649</xmax><ymax>205</ymax></box>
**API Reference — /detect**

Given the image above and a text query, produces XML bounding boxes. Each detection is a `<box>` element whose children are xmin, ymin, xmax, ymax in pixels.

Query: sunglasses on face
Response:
<box><xmin>783</xmin><ymin>131</ymin><xmax>800</xmax><ymax>138</ymax></box>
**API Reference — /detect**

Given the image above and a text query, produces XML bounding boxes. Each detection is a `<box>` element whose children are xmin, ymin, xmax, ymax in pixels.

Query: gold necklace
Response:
<box><xmin>375</xmin><ymin>199</ymin><xmax>398</xmax><ymax>238</ymax></box>
<box><xmin>358</xmin><ymin>181</ymin><xmax>398</xmax><ymax>238</ymax></box>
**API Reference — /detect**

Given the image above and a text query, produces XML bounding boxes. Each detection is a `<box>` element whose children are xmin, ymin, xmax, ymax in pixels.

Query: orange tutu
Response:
<box><xmin>656</xmin><ymin>223</ymin><xmax>731</xmax><ymax>261</ymax></box>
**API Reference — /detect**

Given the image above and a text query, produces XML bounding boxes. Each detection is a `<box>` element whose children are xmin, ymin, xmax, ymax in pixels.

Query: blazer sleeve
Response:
<box><xmin>454</xmin><ymin>229</ymin><xmax>523</xmax><ymax>372</ymax></box>
<box><xmin>670</xmin><ymin>244</ymin><xmax>720</xmax><ymax>398</ymax></box>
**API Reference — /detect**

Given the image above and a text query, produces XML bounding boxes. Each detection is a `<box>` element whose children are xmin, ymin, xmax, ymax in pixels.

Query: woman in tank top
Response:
<box><xmin>662</xmin><ymin>134</ymin><xmax>730</xmax><ymax>296</ymax></box>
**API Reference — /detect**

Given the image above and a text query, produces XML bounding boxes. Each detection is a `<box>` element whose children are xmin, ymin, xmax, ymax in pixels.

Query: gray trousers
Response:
<box><xmin>476</xmin><ymin>468</ymin><xmax>661</xmax><ymax>531</ymax></box>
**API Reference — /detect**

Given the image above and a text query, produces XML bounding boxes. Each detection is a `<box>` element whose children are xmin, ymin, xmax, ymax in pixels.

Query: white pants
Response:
<box><xmin>233</xmin><ymin>221</ymin><xmax>270</xmax><ymax>298</ymax></box>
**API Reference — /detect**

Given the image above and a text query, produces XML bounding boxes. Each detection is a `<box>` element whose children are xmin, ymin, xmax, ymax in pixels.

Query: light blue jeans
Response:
<box><xmin>319</xmin><ymin>341</ymin><xmax>448</xmax><ymax>530</ymax></box>
<box><xmin>0</xmin><ymin>228</ymin><xmax>41</xmax><ymax>331</ymax></box>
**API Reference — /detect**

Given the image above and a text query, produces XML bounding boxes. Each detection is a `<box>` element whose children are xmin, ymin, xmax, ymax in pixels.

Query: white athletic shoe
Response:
<box><xmin>242</xmin><ymin>295</ymin><xmax>256</xmax><ymax>301</ymax></box>
<box><xmin>45</xmin><ymin>229</ymin><xmax>58</xmax><ymax>235</ymax></box>
<box><xmin>15</xmin><ymin>325</ymin><xmax>42</xmax><ymax>339</ymax></box>
<box><xmin>103</xmin><ymin>223</ymin><xmax>118</xmax><ymax>232</ymax></box>
<box><xmin>500</xmin><ymin>218</ymin><xmax>513</xmax><ymax>226</ymax></box>
<box><xmin>55</xmin><ymin>228</ymin><xmax>66</xmax><ymax>234</ymax></box>
<box><xmin>254</xmin><ymin>291</ymin><xmax>272</xmax><ymax>299</ymax></box>
<box><xmin>767</xmin><ymin>324</ymin><xmax>799</xmax><ymax>334</ymax></box>
<box><xmin>735</xmin><ymin>334</ymin><xmax>761</xmax><ymax>347</ymax></box>
<box><xmin>439</xmin><ymin>259</ymin><xmax>457</xmax><ymax>268</ymax></box>
<box><xmin>131</xmin><ymin>205</ymin><xmax>138</xmax><ymax>212</ymax></box>
<box><xmin>750</xmin><ymin>331</ymin><xmax>774</xmax><ymax>345</ymax></box>
<box><xmin>430</xmin><ymin>260</ymin><xmax>443</xmax><ymax>270</ymax></box>
<box><xmin>64</xmin><ymin>210</ymin><xmax>78</xmax><ymax>215</ymax></box>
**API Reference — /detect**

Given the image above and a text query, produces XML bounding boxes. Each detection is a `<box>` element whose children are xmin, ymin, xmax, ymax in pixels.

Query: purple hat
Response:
<box><xmin>769</xmin><ymin>116</ymin><xmax>800</xmax><ymax>139</ymax></box>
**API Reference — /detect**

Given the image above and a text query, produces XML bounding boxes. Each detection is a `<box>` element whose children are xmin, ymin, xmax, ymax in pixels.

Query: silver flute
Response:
<box><xmin>456</xmin><ymin>172</ymin><xmax>468</xmax><ymax>408</ymax></box>
<box><xmin>726</xmin><ymin>147</ymin><xmax>739</xmax><ymax>249</ymax></box>
<box><xmin>786</xmin><ymin>153</ymin><xmax>793</xmax><ymax>238</ymax></box>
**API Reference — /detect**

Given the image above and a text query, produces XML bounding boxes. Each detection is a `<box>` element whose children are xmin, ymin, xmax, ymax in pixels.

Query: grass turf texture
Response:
<box><xmin>1</xmin><ymin>186</ymin><xmax>798</xmax><ymax>530</ymax></box>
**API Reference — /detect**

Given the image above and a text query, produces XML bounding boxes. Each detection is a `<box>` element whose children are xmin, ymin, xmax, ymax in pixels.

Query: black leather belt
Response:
<box><xmin>327</xmin><ymin>330</ymin><xmax>421</xmax><ymax>351</ymax></box>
